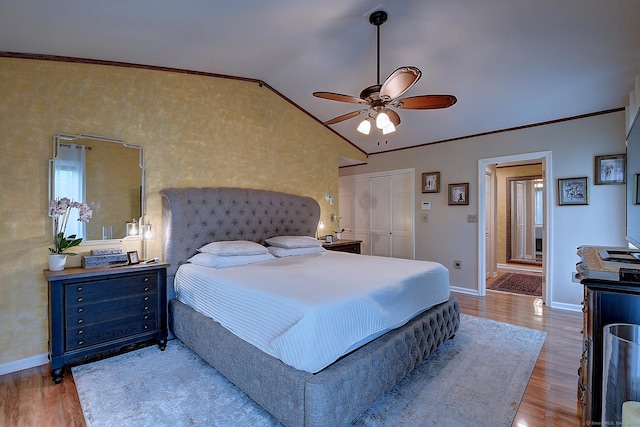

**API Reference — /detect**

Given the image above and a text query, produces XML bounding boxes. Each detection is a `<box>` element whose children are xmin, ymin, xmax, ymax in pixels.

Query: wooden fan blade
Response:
<box><xmin>313</xmin><ymin>91</ymin><xmax>365</xmax><ymax>104</ymax></box>
<box><xmin>387</xmin><ymin>109</ymin><xmax>401</xmax><ymax>126</ymax></box>
<box><xmin>379</xmin><ymin>66</ymin><xmax>422</xmax><ymax>100</ymax></box>
<box><xmin>324</xmin><ymin>110</ymin><xmax>365</xmax><ymax>125</ymax></box>
<box><xmin>393</xmin><ymin>95</ymin><xmax>457</xmax><ymax>110</ymax></box>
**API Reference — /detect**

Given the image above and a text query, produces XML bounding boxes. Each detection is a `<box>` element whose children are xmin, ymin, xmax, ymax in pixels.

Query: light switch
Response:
<box><xmin>421</xmin><ymin>201</ymin><xmax>432</xmax><ymax>210</ymax></box>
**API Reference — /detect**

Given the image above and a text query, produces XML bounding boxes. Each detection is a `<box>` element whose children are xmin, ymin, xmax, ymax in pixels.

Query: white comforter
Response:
<box><xmin>174</xmin><ymin>251</ymin><xmax>450</xmax><ymax>373</ymax></box>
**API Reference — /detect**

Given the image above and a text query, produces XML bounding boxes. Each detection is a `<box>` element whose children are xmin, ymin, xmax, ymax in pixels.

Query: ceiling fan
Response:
<box><xmin>313</xmin><ymin>10</ymin><xmax>457</xmax><ymax>135</ymax></box>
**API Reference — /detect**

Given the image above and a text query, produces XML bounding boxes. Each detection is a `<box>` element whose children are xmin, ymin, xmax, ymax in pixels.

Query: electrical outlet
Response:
<box><xmin>330</xmin><ymin>213</ymin><xmax>335</xmax><ymax>222</ymax></box>
<box><xmin>422</xmin><ymin>213</ymin><xmax>429</xmax><ymax>222</ymax></box>
<box><xmin>467</xmin><ymin>214</ymin><xmax>477</xmax><ymax>223</ymax></box>
<box><xmin>454</xmin><ymin>260</ymin><xmax>461</xmax><ymax>269</ymax></box>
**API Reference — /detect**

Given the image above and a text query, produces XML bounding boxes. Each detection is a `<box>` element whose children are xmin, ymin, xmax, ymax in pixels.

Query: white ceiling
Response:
<box><xmin>1</xmin><ymin>0</ymin><xmax>639</xmax><ymax>155</ymax></box>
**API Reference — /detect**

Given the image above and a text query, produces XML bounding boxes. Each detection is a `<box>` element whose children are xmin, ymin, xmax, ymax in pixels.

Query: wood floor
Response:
<box><xmin>0</xmin><ymin>291</ymin><xmax>583</xmax><ymax>427</ymax></box>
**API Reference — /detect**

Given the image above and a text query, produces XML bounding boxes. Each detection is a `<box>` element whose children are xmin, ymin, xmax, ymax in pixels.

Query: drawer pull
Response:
<box><xmin>78</xmin><ymin>319</ymin><xmax>83</xmax><ymax>324</ymax></box>
<box><xmin>144</xmin><ymin>287</ymin><xmax>150</xmax><ymax>292</ymax></box>
<box><xmin>77</xmin><ymin>286</ymin><xmax>83</xmax><ymax>292</ymax></box>
<box><xmin>144</xmin><ymin>315</ymin><xmax>149</xmax><ymax>320</ymax></box>
<box><xmin>144</xmin><ymin>325</ymin><xmax>149</xmax><ymax>329</ymax></box>
<box><xmin>78</xmin><ymin>308</ymin><xmax>84</xmax><ymax>313</ymax></box>
<box><xmin>144</xmin><ymin>296</ymin><xmax>149</xmax><ymax>301</ymax></box>
<box><xmin>78</xmin><ymin>340</ymin><xmax>84</xmax><ymax>345</ymax></box>
<box><xmin>144</xmin><ymin>306</ymin><xmax>149</xmax><ymax>310</ymax></box>
<box><xmin>144</xmin><ymin>277</ymin><xmax>150</xmax><ymax>282</ymax></box>
<box><xmin>77</xmin><ymin>297</ymin><xmax>83</xmax><ymax>303</ymax></box>
<box><xmin>78</xmin><ymin>329</ymin><xmax>84</xmax><ymax>335</ymax></box>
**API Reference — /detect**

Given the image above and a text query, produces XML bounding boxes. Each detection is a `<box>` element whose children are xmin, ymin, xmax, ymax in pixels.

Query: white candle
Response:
<box><xmin>622</xmin><ymin>401</ymin><xmax>640</xmax><ymax>427</ymax></box>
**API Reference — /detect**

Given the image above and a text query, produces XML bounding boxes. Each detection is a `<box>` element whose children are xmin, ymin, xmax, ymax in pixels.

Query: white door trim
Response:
<box><xmin>477</xmin><ymin>151</ymin><xmax>553</xmax><ymax>304</ymax></box>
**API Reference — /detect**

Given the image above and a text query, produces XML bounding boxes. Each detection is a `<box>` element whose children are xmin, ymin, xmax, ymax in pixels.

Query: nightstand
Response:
<box><xmin>44</xmin><ymin>263</ymin><xmax>168</xmax><ymax>383</ymax></box>
<box><xmin>322</xmin><ymin>239</ymin><xmax>362</xmax><ymax>254</ymax></box>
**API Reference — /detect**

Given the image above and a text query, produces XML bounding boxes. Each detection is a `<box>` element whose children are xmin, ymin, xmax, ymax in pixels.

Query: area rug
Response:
<box><xmin>487</xmin><ymin>273</ymin><xmax>542</xmax><ymax>296</ymax></box>
<box><xmin>72</xmin><ymin>314</ymin><xmax>546</xmax><ymax>427</ymax></box>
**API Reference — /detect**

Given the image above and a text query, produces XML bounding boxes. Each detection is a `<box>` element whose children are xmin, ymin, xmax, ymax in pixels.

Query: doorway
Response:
<box><xmin>477</xmin><ymin>151</ymin><xmax>552</xmax><ymax>303</ymax></box>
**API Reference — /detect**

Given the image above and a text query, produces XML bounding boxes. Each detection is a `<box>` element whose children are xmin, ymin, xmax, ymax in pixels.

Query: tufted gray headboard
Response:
<box><xmin>160</xmin><ymin>187</ymin><xmax>321</xmax><ymax>284</ymax></box>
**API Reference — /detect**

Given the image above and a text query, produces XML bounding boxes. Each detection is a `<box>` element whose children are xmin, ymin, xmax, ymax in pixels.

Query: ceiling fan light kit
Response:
<box><xmin>313</xmin><ymin>10</ymin><xmax>457</xmax><ymax>137</ymax></box>
<box><xmin>376</xmin><ymin>110</ymin><xmax>391</xmax><ymax>128</ymax></box>
<box><xmin>356</xmin><ymin>118</ymin><xmax>372</xmax><ymax>134</ymax></box>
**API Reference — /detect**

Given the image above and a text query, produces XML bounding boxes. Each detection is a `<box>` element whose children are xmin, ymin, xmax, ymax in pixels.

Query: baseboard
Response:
<box><xmin>0</xmin><ymin>353</ymin><xmax>48</xmax><ymax>376</ymax></box>
<box><xmin>450</xmin><ymin>286</ymin><xmax>479</xmax><ymax>296</ymax></box>
<box><xmin>547</xmin><ymin>301</ymin><xmax>582</xmax><ymax>312</ymax></box>
<box><xmin>497</xmin><ymin>263</ymin><xmax>542</xmax><ymax>274</ymax></box>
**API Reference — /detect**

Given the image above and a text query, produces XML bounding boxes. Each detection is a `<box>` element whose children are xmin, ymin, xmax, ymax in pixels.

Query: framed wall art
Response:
<box><xmin>448</xmin><ymin>183</ymin><xmax>469</xmax><ymax>205</ymax></box>
<box><xmin>422</xmin><ymin>172</ymin><xmax>440</xmax><ymax>193</ymax></box>
<box><xmin>558</xmin><ymin>177</ymin><xmax>588</xmax><ymax>206</ymax></box>
<box><xmin>595</xmin><ymin>154</ymin><xmax>626</xmax><ymax>185</ymax></box>
<box><xmin>127</xmin><ymin>250</ymin><xmax>140</xmax><ymax>264</ymax></box>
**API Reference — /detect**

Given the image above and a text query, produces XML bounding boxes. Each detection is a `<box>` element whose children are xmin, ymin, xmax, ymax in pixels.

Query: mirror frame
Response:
<box><xmin>49</xmin><ymin>133</ymin><xmax>145</xmax><ymax>244</ymax></box>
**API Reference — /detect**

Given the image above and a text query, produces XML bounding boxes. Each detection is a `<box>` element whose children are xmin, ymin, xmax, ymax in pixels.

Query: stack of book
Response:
<box><xmin>81</xmin><ymin>248</ymin><xmax>128</xmax><ymax>268</ymax></box>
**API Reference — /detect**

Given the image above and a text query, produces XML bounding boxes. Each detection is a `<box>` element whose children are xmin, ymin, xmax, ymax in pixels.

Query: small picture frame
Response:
<box><xmin>558</xmin><ymin>177</ymin><xmax>589</xmax><ymax>206</ymax></box>
<box><xmin>448</xmin><ymin>183</ymin><xmax>469</xmax><ymax>205</ymax></box>
<box><xmin>127</xmin><ymin>250</ymin><xmax>140</xmax><ymax>265</ymax></box>
<box><xmin>422</xmin><ymin>172</ymin><xmax>440</xmax><ymax>193</ymax></box>
<box><xmin>595</xmin><ymin>154</ymin><xmax>626</xmax><ymax>185</ymax></box>
<box><xmin>635</xmin><ymin>174</ymin><xmax>640</xmax><ymax>205</ymax></box>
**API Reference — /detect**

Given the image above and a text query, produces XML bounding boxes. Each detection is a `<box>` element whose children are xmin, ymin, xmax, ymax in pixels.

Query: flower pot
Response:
<box><xmin>48</xmin><ymin>254</ymin><xmax>67</xmax><ymax>271</ymax></box>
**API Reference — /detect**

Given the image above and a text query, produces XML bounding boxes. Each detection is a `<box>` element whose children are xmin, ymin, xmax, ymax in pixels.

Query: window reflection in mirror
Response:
<box><xmin>50</xmin><ymin>134</ymin><xmax>145</xmax><ymax>242</ymax></box>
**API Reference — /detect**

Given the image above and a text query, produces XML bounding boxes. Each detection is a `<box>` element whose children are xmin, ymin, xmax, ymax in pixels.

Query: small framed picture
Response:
<box><xmin>635</xmin><ymin>174</ymin><xmax>640</xmax><ymax>205</ymax></box>
<box><xmin>422</xmin><ymin>172</ymin><xmax>440</xmax><ymax>193</ymax></box>
<box><xmin>448</xmin><ymin>183</ymin><xmax>469</xmax><ymax>205</ymax></box>
<box><xmin>127</xmin><ymin>251</ymin><xmax>140</xmax><ymax>265</ymax></box>
<box><xmin>558</xmin><ymin>177</ymin><xmax>589</xmax><ymax>206</ymax></box>
<box><xmin>595</xmin><ymin>154</ymin><xmax>626</xmax><ymax>185</ymax></box>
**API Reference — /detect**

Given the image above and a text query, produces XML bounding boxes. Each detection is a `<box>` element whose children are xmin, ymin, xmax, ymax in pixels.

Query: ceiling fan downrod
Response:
<box><xmin>369</xmin><ymin>10</ymin><xmax>388</xmax><ymax>86</ymax></box>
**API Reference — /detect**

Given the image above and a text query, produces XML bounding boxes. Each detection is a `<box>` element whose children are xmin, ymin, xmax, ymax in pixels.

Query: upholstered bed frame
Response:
<box><xmin>161</xmin><ymin>187</ymin><xmax>460</xmax><ymax>427</ymax></box>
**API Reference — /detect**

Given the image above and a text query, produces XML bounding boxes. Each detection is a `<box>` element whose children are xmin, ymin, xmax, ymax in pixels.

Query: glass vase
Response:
<box><xmin>602</xmin><ymin>323</ymin><xmax>640</xmax><ymax>426</ymax></box>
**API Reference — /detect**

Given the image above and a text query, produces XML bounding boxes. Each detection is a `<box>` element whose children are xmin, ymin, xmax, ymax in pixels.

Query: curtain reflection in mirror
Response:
<box><xmin>53</xmin><ymin>143</ymin><xmax>87</xmax><ymax>239</ymax></box>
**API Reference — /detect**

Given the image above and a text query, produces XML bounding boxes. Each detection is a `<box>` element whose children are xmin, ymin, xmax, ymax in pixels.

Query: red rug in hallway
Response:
<box><xmin>487</xmin><ymin>273</ymin><xmax>542</xmax><ymax>296</ymax></box>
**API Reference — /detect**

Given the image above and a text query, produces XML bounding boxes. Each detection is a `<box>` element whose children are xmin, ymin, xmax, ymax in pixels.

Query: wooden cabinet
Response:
<box><xmin>323</xmin><ymin>239</ymin><xmax>362</xmax><ymax>254</ymax></box>
<box><xmin>576</xmin><ymin>247</ymin><xmax>640</xmax><ymax>425</ymax></box>
<box><xmin>45</xmin><ymin>263</ymin><xmax>168</xmax><ymax>383</ymax></box>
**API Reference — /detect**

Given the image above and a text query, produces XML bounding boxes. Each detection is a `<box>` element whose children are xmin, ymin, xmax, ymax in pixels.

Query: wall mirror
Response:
<box><xmin>49</xmin><ymin>133</ymin><xmax>145</xmax><ymax>243</ymax></box>
<box><xmin>505</xmin><ymin>175</ymin><xmax>543</xmax><ymax>265</ymax></box>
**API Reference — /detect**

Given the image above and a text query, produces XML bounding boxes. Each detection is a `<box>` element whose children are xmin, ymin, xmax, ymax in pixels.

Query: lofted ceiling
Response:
<box><xmin>1</xmin><ymin>0</ymin><xmax>639</xmax><ymax>156</ymax></box>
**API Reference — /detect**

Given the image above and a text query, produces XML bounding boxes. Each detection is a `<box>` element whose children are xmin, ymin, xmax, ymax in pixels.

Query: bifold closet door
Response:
<box><xmin>370</xmin><ymin>172</ymin><xmax>413</xmax><ymax>259</ymax></box>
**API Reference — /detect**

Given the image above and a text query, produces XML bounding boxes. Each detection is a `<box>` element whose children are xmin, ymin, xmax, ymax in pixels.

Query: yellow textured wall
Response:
<box><xmin>0</xmin><ymin>56</ymin><xmax>366</xmax><ymax>366</ymax></box>
<box><xmin>495</xmin><ymin>164</ymin><xmax>543</xmax><ymax>264</ymax></box>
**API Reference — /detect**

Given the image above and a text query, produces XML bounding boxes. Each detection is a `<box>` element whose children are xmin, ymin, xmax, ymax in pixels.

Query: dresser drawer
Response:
<box><xmin>65</xmin><ymin>294</ymin><xmax>157</xmax><ymax>328</ymax></box>
<box><xmin>65</xmin><ymin>274</ymin><xmax>158</xmax><ymax>306</ymax></box>
<box><xmin>65</xmin><ymin>314</ymin><xmax>157</xmax><ymax>350</ymax></box>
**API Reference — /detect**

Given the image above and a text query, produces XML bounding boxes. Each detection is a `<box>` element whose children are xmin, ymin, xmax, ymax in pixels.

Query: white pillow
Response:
<box><xmin>187</xmin><ymin>252</ymin><xmax>275</xmax><ymax>268</ymax></box>
<box><xmin>268</xmin><ymin>246</ymin><xmax>326</xmax><ymax>258</ymax></box>
<box><xmin>198</xmin><ymin>240</ymin><xmax>268</xmax><ymax>256</ymax></box>
<box><xmin>265</xmin><ymin>235</ymin><xmax>322</xmax><ymax>249</ymax></box>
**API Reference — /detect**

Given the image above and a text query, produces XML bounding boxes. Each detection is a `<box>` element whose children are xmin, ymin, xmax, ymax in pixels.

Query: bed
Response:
<box><xmin>161</xmin><ymin>187</ymin><xmax>460</xmax><ymax>427</ymax></box>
